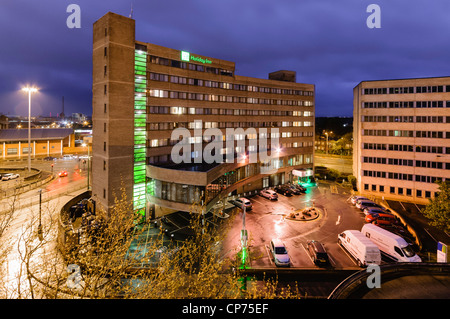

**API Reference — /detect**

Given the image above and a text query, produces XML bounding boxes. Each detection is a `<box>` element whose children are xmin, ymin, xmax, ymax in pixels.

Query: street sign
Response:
<box><xmin>437</xmin><ymin>242</ymin><xmax>447</xmax><ymax>263</ymax></box>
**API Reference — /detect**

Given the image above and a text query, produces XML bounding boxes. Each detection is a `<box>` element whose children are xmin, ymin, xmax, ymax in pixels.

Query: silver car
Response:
<box><xmin>233</xmin><ymin>197</ymin><xmax>252</xmax><ymax>210</ymax></box>
<box><xmin>260</xmin><ymin>189</ymin><xmax>278</xmax><ymax>200</ymax></box>
<box><xmin>2</xmin><ymin>173</ymin><xmax>19</xmax><ymax>181</ymax></box>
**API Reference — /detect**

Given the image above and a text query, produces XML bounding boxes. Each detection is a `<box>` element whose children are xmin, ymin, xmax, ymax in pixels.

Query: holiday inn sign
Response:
<box><xmin>181</xmin><ymin>50</ymin><xmax>212</xmax><ymax>64</ymax></box>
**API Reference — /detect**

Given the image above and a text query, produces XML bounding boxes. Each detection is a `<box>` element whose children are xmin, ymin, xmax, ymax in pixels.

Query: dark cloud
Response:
<box><xmin>0</xmin><ymin>0</ymin><xmax>449</xmax><ymax>117</ymax></box>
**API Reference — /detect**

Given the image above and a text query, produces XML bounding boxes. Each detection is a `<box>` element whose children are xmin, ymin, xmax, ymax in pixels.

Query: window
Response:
<box><xmin>103</xmin><ymin>160</ymin><xmax>106</xmax><ymax>171</ymax></box>
<box><xmin>104</xmin><ymin>103</ymin><xmax>107</xmax><ymax>113</ymax></box>
<box><xmin>394</xmin><ymin>246</ymin><xmax>404</xmax><ymax>257</ymax></box>
<box><xmin>103</xmin><ymin>188</ymin><xmax>106</xmax><ymax>199</ymax></box>
<box><xmin>416</xmin><ymin>190</ymin><xmax>422</xmax><ymax>197</ymax></box>
<box><xmin>390</xmin><ymin>187</ymin><xmax>395</xmax><ymax>194</ymax></box>
<box><xmin>7</xmin><ymin>148</ymin><xmax>18</xmax><ymax>155</ymax></box>
<box><xmin>104</xmin><ymin>142</ymin><xmax>106</xmax><ymax>152</ymax></box>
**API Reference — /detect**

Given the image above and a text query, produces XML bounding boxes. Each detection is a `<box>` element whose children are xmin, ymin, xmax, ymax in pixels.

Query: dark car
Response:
<box><xmin>274</xmin><ymin>185</ymin><xmax>293</xmax><ymax>196</ymax></box>
<box><xmin>43</xmin><ymin>156</ymin><xmax>57</xmax><ymax>161</ymax></box>
<box><xmin>286</xmin><ymin>184</ymin><xmax>301</xmax><ymax>195</ymax></box>
<box><xmin>293</xmin><ymin>184</ymin><xmax>307</xmax><ymax>193</ymax></box>
<box><xmin>306</xmin><ymin>240</ymin><xmax>330</xmax><ymax>266</ymax></box>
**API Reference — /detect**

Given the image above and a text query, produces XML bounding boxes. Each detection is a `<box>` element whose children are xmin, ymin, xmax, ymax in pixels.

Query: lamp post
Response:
<box><xmin>82</xmin><ymin>143</ymin><xmax>90</xmax><ymax>190</ymax></box>
<box><xmin>37</xmin><ymin>188</ymin><xmax>43</xmax><ymax>241</ymax></box>
<box><xmin>21</xmin><ymin>86</ymin><xmax>38</xmax><ymax>172</ymax></box>
<box><xmin>324</xmin><ymin>131</ymin><xmax>333</xmax><ymax>155</ymax></box>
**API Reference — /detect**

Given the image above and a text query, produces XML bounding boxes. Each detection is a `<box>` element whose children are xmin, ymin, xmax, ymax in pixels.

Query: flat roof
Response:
<box><xmin>0</xmin><ymin>128</ymin><xmax>73</xmax><ymax>142</ymax></box>
<box><xmin>354</xmin><ymin>76</ymin><xmax>450</xmax><ymax>89</ymax></box>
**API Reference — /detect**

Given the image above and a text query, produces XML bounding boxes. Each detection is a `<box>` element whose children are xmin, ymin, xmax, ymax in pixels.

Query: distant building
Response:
<box><xmin>353</xmin><ymin>77</ymin><xmax>450</xmax><ymax>204</ymax></box>
<box><xmin>0</xmin><ymin>115</ymin><xmax>8</xmax><ymax>130</ymax></box>
<box><xmin>0</xmin><ymin>128</ymin><xmax>74</xmax><ymax>159</ymax></box>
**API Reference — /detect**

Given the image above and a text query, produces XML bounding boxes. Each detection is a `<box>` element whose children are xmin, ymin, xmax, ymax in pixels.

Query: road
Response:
<box><xmin>0</xmin><ymin>157</ymin><xmax>89</xmax><ymax>213</ymax></box>
<box><xmin>314</xmin><ymin>154</ymin><xmax>353</xmax><ymax>174</ymax></box>
<box><xmin>0</xmin><ymin>157</ymin><xmax>88</xmax><ymax>298</ymax></box>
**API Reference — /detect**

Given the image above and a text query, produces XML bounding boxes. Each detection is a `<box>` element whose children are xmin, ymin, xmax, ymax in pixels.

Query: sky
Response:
<box><xmin>0</xmin><ymin>0</ymin><xmax>449</xmax><ymax>118</ymax></box>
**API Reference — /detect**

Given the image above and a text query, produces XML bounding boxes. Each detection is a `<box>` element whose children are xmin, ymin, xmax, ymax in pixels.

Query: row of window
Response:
<box><xmin>363</xmin><ymin>156</ymin><xmax>450</xmax><ymax>169</ymax></box>
<box><xmin>362</xmin><ymin>116</ymin><xmax>450</xmax><ymax>123</ymax></box>
<box><xmin>148</xmin><ymin>137</ymin><xmax>314</xmax><ymax>150</ymax></box>
<box><xmin>363</xmin><ymin>143</ymin><xmax>449</xmax><ymax>154</ymax></box>
<box><xmin>362</xmin><ymin>101</ymin><xmax>450</xmax><ymax>108</ymax></box>
<box><xmin>363</xmin><ymin>129</ymin><xmax>450</xmax><ymax>139</ymax></box>
<box><xmin>148</xmin><ymin>153</ymin><xmax>312</xmax><ymax>167</ymax></box>
<box><xmin>363</xmin><ymin>170</ymin><xmax>445</xmax><ymax>184</ymax></box>
<box><xmin>147</xmin><ymin>121</ymin><xmax>314</xmax><ymax>131</ymax></box>
<box><xmin>363</xmin><ymin>184</ymin><xmax>435</xmax><ymax>199</ymax></box>
<box><xmin>142</xmin><ymin>90</ymin><xmax>314</xmax><ymax>107</ymax></box>
<box><xmin>148</xmin><ymin>105</ymin><xmax>313</xmax><ymax>117</ymax></box>
<box><xmin>363</xmin><ymin>85</ymin><xmax>450</xmax><ymax>95</ymax></box>
<box><xmin>147</xmin><ymin>55</ymin><xmax>234</xmax><ymax>77</ymax></box>
<box><xmin>147</xmin><ymin>72</ymin><xmax>314</xmax><ymax>96</ymax></box>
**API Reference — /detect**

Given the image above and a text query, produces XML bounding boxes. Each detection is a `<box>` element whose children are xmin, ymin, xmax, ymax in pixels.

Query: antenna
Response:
<box><xmin>129</xmin><ymin>1</ymin><xmax>134</xmax><ymax>18</ymax></box>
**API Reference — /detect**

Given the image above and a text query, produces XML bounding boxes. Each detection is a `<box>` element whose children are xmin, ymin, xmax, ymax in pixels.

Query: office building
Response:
<box><xmin>92</xmin><ymin>12</ymin><xmax>315</xmax><ymax>218</ymax></box>
<box><xmin>353</xmin><ymin>77</ymin><xmax>450</xmax><ymax>204</ymax></box>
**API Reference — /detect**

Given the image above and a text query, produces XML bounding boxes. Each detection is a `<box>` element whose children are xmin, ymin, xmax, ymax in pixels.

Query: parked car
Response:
<box><xmin>274</xmin><ymin>185</ymin><xmax>293</xmax><ymax>196</ymax></box>
<box><xmin>363</xmin><ymin>207</ymin><xmax>388</xmax><ymax>216</ymax></box>
<box><xmin>350</xmin><ymin>195</ymin><xmax>369</xmax><ymax>205</ymax></box>
<box><xmin>338</xmin><ymin>230</ymin><xmax>381</xmax><ymax>267</ymax></box>
<box><xmin>58</xmin><ymin>170</ymin><xmax>68</xmax><ymax>177</ymax></box>
<box><xmin>232</xmin><ymin>197</ymin><xmax>252</xmax><ymax>210</ymax></box>
<box><xmin>306</xmin><ymin>240</ymin><xmax>330</xmax><ymax>266</ymax></box>
<box><xmin>43</xmin><ymin>156</ymin><xmax>57</xmax><ymax>161</ymax></box>
<box><xmin>62</xmin><ymin>154</ymin><xmax>73</xmax><ymax>160</ymax></box>
<box><xmin>356</xmin><ymin>200</ymin><xmax>383</xmax><ymax>211</ymax></box>
<box><xmin>2</xmin><ymin>173</ymin><xmax>19</xmax><ymax>181</ymax></box>
<box><xmin>260</xmin><ymin>189</ymin><xmax>278</xmax><ymax>200</ymax></box>
<box><xmin>294</xmin><ymin>184</ymin><xmax>307</xmax><ymax>193</ymax></box>
<box><xmin>361</xmin><ymin>224</ymin><xmax>421</xmax><ymax>262</ymax></box>
<box><xmin>286</xmin><ymin>184</ymin><xmax>301</xmax><ymax>195</ymax></box>
<box><xmin>269</xmin><ymin>238</ymin><xmax>290</xmax><ymax>267</ymax></box>
<box><xmin>365</xmin><ymin>212</ymin><xmax>398</xmax><ymax>226</ymax></box>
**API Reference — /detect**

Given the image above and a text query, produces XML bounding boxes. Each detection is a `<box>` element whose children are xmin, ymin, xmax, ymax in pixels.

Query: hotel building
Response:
<box><xmin>353</xmin><ymin>77</ymin><xmax>450</xmax><ymax>204</ymax></box>
<box><xmin>92</xmin><ymin>12</ymin><xmax>315</xmax><ymax>218</ymax></box>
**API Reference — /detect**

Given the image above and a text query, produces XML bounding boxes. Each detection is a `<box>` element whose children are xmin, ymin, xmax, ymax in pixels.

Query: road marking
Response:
<box><xmin>336</xmin><ymin>215</ymin><xmax>341</xmax><ymax>225</ymax></box>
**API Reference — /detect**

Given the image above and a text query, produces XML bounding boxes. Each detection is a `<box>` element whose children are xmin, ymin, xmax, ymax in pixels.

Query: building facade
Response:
<box><xmin>0</xmin><ymin>128</ymin><xmax>74</xmax><ymax>159</ymax></box>
<box><xmin>93</xmin><ymin>12</ymin><xmax>315</xmax><ymax>218</ymax></box>
<box><xmin>353</xmin><ymin>77</ymin><xmax>450</xmax><ymax>204</ymax></box>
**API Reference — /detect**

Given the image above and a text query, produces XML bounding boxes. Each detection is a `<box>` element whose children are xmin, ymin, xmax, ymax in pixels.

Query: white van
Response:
<box><xmin>361</xmin><ymin>224</ymin><xmax>421</xmax><ymax>262</ymax></box>
<box><xmin>338</xmin><ymin>230</ymin><xmax>381</xmax><ymax>267</ymax></box>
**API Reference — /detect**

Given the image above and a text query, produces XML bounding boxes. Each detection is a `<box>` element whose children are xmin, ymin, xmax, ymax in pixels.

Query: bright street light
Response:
<box><xmin>21</xmin><ymin>86</ymin><xmax>38</xmax><ymax>172</ymax></box>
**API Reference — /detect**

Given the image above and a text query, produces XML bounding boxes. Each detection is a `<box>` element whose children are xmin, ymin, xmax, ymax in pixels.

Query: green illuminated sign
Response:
<box><xmin>181</xmin><ymin>51</ymin><xmax>190</xmax><ymax>62</ymax></box>
<box><xmin>180</xmin><ymin>50</ymin><xmax>212</xmax><ymax>64</ymax></box>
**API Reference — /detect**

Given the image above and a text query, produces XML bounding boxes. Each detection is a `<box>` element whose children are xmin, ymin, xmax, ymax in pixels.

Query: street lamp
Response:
<box><xmin>21</xmin><ymin>86</ymin><xmax>38</xmax><ymax>172</ymax></box>
<box><xmin>324</xmin><ymin>131</ymin><xmax>333</xmax><ymax>155</ymax></box>
<box><xmin>82</xmin><ymin>143</ymin><xmax>90</xmax><ymax>190</ymax></box>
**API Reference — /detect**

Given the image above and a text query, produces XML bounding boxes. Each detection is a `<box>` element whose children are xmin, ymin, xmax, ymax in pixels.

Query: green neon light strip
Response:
<box><xmin>133</xmin><ymin>49</ymin><xmax>148</xmax><ymax>213</ymax></box>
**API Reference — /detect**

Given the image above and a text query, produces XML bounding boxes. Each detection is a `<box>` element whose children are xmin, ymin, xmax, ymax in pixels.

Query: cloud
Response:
<box><xmin>0</xmin><ymin>0</ymin><xmax>449</xmax><ymax>117</ymax></box>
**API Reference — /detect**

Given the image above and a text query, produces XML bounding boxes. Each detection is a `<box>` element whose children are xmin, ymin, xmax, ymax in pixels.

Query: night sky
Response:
<box><xmin>1</xmin><ymin>0</ymin><xmax>449</xmax><ymax>118</ymax></box>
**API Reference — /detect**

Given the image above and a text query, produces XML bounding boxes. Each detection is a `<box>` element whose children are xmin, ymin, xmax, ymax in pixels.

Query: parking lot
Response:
<box><xmin>155</xmin><ymin>180</ymin><xmax>413</xmax><ymax>270</ymax></box>
<box><xmin>220</xmin><ymin>181</ymin><xmax>375</xmax><ymax>269</ymax></box>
